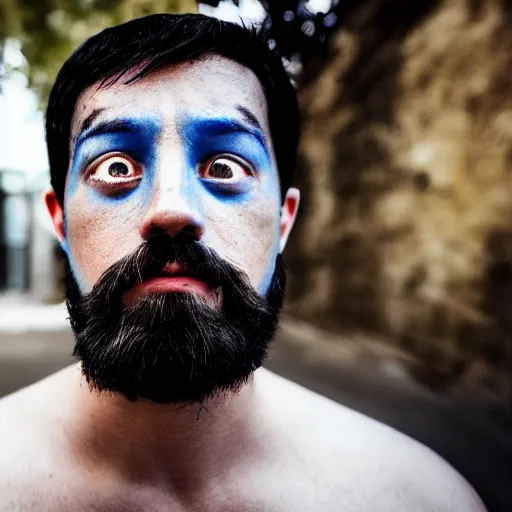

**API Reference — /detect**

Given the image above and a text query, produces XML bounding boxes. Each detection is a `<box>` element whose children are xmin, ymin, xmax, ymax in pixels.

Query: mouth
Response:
<box><xmin>125</xmin><ymin>262</ymin><xmax>214</xmax><ymax>303</ymax></box>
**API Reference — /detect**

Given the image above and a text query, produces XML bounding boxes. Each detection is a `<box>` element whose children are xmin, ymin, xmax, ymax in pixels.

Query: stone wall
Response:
<box><xmin>284</xmin><ymin>0</ymin><xmax>512</xmax><ymax>399</ymax></box>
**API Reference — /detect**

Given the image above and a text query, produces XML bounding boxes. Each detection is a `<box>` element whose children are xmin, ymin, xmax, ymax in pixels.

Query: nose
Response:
<box><xmin>139</xmin><ymin>188</ymin><xmax>204</xmax><ymax>241</ymax></box>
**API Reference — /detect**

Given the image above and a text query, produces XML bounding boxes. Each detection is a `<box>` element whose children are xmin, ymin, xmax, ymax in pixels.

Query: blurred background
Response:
<box><xmin>0</xmin><ymin>1</ymin><xmax>511</xmax><ymax>510</ymax></box>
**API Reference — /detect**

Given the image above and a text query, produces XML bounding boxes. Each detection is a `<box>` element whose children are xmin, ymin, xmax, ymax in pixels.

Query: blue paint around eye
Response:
<box><xmin>180</xmin><ymin>116</ymin><xmax>276</xmax><ymax>201</ymax></box>
<box><xmin>201</xmin><ymin>177</ymin><xmax>253</xmax><ymax>197</ymax></box>
<box><xmin>67</xmin><ymin>117</ymin><xmax>162</xmax><ymax>203</ymax></box>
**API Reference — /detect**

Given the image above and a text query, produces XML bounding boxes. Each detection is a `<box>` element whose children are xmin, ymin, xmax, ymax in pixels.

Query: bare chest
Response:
<box><xmin>1</xmin><ymin>468</ymin><xmax>350</xmax><ymax>512</ymax></box>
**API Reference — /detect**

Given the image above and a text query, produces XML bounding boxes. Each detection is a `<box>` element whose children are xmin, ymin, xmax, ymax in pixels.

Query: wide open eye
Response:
<box><xmin>201</xmin><ymin>155</ymin><xmax>253</xmax><ymax>183</ymax></box>
<box><xmin>87</xmin><ymin>153</ymin><xmax>143</xmax><ymax>186</ymax></box>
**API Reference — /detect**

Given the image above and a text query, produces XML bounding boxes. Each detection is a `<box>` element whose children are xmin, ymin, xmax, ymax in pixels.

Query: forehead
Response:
<box><xmin>71</xmin><ymin>55</ymin><xmax>269</xmax><ymax>142</ymax></box>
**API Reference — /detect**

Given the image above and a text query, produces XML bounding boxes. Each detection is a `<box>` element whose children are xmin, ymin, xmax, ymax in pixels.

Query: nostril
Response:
<box><xmin>141</xmin><ymin>208</ymin><xmax>204</xmax><ymax>241</ymax></box>
<box><xmin>147</xmin><ymin>224</ymin><xmax>201</xmax><ymax>242</ymax></box>
<box><xmin>173</xmin><ymin>231</ymin><xmax>199</xmax><ymax>244</ymax></box>
<box><xmin>149</xmin><ymin>226</ymin><xmax>168</xmax><ymax>237</ymax></box>
<box><xmin>182</xmin><ymin>224</ymin><xmax>200</xmax><ymax>239</ymax></box>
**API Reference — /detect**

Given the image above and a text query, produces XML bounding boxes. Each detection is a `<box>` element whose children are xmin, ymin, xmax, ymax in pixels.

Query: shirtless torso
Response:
<box><xmin>0</xmin><ymin>366</ymin><xmax>486</xmax><ymax>512</ymax></box>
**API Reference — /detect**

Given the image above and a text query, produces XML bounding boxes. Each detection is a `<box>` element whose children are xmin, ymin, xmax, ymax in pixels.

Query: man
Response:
<box><xmin>0</xmin><ymin>13</ymin><xmax>486</xmax><ymax>511</ymax></box>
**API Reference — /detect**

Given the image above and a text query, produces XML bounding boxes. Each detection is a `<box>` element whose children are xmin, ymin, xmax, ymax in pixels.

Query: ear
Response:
<box><xmin>279</xmin><ymin>187</ymin><xmax>300</xmax><ymax>253</ymax></box>
<box><xmin>45</xmin><ymin>189</ymin><xmax>66</xmax><ymax>243</ymax></box>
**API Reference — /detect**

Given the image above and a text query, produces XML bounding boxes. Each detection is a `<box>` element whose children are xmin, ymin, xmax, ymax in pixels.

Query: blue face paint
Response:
<box><xmin>180</xmin><ymin>115</ymin><xmax>282</xmax><ymax>296</ymax></box>
<box><xmin>67</xmin><ymin>251</ymin><xmax>88</xmax><ymax>292</ymax></box>
<box><xmin>64</xmin><ymin>117</ymin><xmax>162</xmax><ymax>293</ymax></box>
<box><xmin>258</xmin><ymin>251</ymin><xmax>279</xmax><ymax>295</ymax></box>
<box><xmin>180</xmin><ymin>115</ymin><xmax>278</xmax><ymax>202</ymax></box>
<box><xmin>67</xmin><ymin>117</ymin><xmax>162</xmax><ymax>204</ymax></box>
<box><xmin>65</xmin><ymin>112</ymin><xmax>282</xmax><ymax>296</ymax></box>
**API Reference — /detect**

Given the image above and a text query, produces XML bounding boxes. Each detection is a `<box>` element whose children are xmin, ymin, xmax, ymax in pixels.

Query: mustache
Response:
<box><xmin>77</xmin><ymin>233</ymin><xmax>252</xmax><ymax>304</ymax></box>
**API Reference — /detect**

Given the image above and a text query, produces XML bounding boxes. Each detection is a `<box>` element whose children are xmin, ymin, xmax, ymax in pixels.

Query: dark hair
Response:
<box><xmin>45</xmin><ymin>13</ymin><xmax>300</xmax><ymax>205</ymax></box>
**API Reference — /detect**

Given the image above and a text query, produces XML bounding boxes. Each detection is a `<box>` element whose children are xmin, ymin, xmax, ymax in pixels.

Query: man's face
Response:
<box><xmin>66</xmin><ymin>55</ymin><xmax>287</xmax><ymax>295</ymax></box>
<box><xmin>46</xmin><ymin>55</ymin><xmax>299</xmax><ymax>403</ymax></box>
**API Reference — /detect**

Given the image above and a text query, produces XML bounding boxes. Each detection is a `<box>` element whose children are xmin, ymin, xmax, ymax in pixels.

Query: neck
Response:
<box><xmin>67</xmin><ymin>365</ymin><xmax>262</xmax><ymax>490</ymax></box>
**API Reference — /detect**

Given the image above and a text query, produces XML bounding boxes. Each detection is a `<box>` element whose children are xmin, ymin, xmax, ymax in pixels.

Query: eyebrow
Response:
<box><xmin>204</xmin><ymin>105</ymin><xmax>267</xmax><ymax>151</ymax></box>
<box><xmin>74</xmin><ymin>107</ymin><xmax>269</xmax><ymax>155</ymax></box>
<box><xmin>236</xmin><ymin>105</ymin><xmax>264</xmax><ymax>134</ymax></box>
<box><xmin>74</xmin><ymin>118</ymin><xmax>139</xmax><ymax>151</ymax></box>
<box><xmin>204</xmin><ymin>117</ymin><xmax>268</xmax><ymax>151</ymax></box>
<box><xmin>80</xmin><ymin>107</ymin><xmax>105</xmax><ymax>134</ymax></box>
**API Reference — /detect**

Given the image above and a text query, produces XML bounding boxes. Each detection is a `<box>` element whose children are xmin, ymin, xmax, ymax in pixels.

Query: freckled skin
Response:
<box><xmin>65</xmin><ymin>56</ymin><xmax>281</xmax><ymax>294</ymax></box>
<box><xmin>67</xmin><ymin>195</ymin><xmax>146</xmax><ymax>288</ymax></box>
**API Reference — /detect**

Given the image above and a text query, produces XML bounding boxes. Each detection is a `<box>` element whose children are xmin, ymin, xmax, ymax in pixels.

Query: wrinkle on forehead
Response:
<box><xmin>70</xmin><ymin>55</ymin><xmax>270</xmax><ymax>150</ymax></box>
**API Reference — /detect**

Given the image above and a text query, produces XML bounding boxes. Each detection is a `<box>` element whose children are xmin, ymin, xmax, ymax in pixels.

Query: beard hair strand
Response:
<box><xmin>66</xmin><ymin>236</ymin><xmax>286</xmax><ymax>405</ymax></box>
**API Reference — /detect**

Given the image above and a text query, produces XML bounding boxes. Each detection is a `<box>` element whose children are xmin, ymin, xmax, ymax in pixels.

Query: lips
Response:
<box><xmin>125</xmin><ymin>261</ymin><xmax>213</xmax><ymax>302</ymax></box>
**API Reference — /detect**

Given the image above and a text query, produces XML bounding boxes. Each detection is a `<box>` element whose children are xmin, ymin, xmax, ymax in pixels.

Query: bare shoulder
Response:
<box><xmin>0</xmin><ymin>365</ymin><xmax>80</xmax><ymax>458</ymax></box>
<box><xmin>258</xmin><ymin>369</ymin><xmax>487</xmax><ymax>512</ymax></box>
<box><xmin>0</xmin><ymin>377</ymin><xmax>47</xmax><ymax>447</ymax></box>
<box><xmin>0</xmin><ymin>367</ymin><xmax>79</xmax><ymax>511</ymax></box>
<box><xmin>0</xmin><ymin>370</ymin><xmax>61</xmax><ymax>463</ymax></box>
<box><xmin>0</xmin><ymin>365</ymin><xmax>74</xmax><ymax>429</ymax></box>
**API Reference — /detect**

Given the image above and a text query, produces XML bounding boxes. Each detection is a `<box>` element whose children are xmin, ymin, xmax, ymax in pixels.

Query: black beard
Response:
<box><xmin>66</xmin><ymin>234</ymin><xmax>286</xmax><ymax>405</ymax></box>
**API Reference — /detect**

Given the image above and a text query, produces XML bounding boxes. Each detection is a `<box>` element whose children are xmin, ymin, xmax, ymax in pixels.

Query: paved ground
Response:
<box><xmin>0</xmin><ymin>323</ymin><xmax>510</xmax><ymax>512</ymax></box>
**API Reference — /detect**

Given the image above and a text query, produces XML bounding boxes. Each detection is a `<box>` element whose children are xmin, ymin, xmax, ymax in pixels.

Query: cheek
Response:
<box><xmin>206</xmin><ymin>196</ymin><xmax>280</xmax><ymax>293</ymax></box>
<box><xmin>65</xmin><ymin>188</ymin><xmax>146</xmax><ymax>289</ymax></box>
